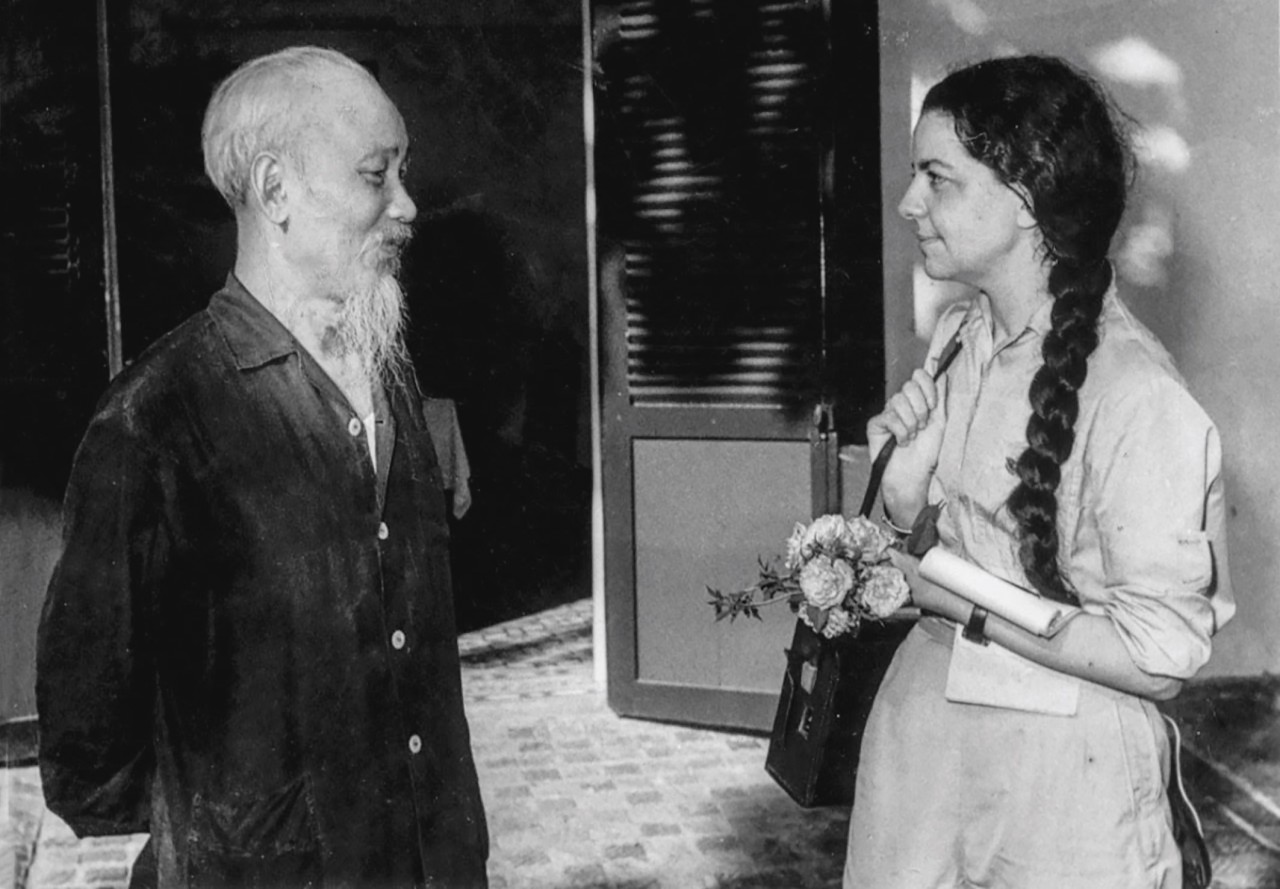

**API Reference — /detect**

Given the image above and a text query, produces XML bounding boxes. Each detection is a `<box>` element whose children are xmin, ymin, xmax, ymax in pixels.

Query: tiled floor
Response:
<box><xmin>459</xmin><ymin>600</ymin><xmax>850</xmax><ymax>888</ymax></box>
<box><xmin>5</xmin><ymin>599</ymin><xmax>1280</xmax><ymax>888</ymax></box>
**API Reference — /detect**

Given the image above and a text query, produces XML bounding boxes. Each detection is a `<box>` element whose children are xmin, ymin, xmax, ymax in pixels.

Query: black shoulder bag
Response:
<box><xmin>763</xmin><ymin>334</ymin><xmax>961</xmax><ymax>807</ymax></box>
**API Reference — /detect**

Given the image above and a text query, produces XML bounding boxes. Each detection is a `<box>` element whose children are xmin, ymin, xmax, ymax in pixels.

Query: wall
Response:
<box><xmin>878</xmin><ymin>0</ymin><xmax>1280</xmax><ymax>676</ymax></box>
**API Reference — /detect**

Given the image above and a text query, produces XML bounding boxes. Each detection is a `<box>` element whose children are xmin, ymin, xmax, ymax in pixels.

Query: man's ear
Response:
<box><xmin>249</xmin><ymin>152</ymin><xmax>289</xmax><ymax>229</ymax></box>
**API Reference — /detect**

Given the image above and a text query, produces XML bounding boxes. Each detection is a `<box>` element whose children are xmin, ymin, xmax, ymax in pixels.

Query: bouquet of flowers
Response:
<box><xmin>707</xmin><ymin>514</ymin><xmax>911</xmax><ymax>639</ymax></box>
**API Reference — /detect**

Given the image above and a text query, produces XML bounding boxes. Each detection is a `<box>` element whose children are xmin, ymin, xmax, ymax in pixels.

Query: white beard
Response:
<box><xmin>326</xmin><ymin>271</ymin><xmax>410</xmax><ymax>389</ymax></box>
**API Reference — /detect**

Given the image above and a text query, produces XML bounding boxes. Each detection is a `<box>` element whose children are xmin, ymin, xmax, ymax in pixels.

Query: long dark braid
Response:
<box><xmin>923</xmin><ymin>56</ymin><xmax>1132</xmax><ymax>604</ymax></box>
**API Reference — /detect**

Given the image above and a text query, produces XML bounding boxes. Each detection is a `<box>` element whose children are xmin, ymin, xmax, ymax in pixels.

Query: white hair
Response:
<box><xmin>200</xmin><ymin>46</ymin><xmax>378</xmax><ymax>208</ymax></box>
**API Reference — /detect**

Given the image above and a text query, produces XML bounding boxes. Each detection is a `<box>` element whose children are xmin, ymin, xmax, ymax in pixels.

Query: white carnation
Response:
<box><xmin>798</xmin><ymin>556</ymin><xmax>855</xmax><ymax>609</ymax></box>
<box><xmin>845</xmin><ymin>515</ymin><xmax>894</xmax><ymax>562</ymax></box>
<box><xmin>800</xmin><ymin>514</ymin><xmax>850</xmax><ymax>557</ymax></box>
<box><xmin>858</xmin><ymin>564</ymin><xmax>911</xmax><ymax>618</ymax></box>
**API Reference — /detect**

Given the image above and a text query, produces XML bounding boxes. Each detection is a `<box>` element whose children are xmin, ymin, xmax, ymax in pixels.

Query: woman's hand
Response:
<box><xmin>867</xmin><ymin>369</ymin><xmax>948</xmax><ymax>526</ymax></box>
<box><xmin>887</xmin><ymin>548</ymin><xmax>963</xmax><ymax>617</ymax></box>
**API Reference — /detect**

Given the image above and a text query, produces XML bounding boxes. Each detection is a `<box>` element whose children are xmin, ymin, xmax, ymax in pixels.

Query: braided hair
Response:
<box><xmin>922</xmin><ymin>56</ymin><xmax>1133</xmax><ymax>605</ymax></box>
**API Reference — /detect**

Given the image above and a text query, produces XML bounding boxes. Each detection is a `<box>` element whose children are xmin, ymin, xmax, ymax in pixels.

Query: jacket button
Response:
<box><xmin>377</xmin><ymin>522</ymin><xmax>389</xmax><ymax>540</ymax></box>
<box><xmin>391</xmin><ymin>630</ymin><xmax>406</xmax><ymax>650</ymax></box>
<box><xmin>347</xmin><ymin>417</ymin><xmax>362</xmax><ymax>436</ymax></box>
<box><xmin>408</xmin><ymin>734</ymin><xmax>422</xmax><ymax>754</ymax></box>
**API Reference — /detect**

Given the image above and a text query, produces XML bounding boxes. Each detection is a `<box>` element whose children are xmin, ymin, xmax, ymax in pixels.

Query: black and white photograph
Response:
<box><xmin>1</xmin><ymin>0</ymin><xmax>1277</xmax><ymax>887</ymax></box>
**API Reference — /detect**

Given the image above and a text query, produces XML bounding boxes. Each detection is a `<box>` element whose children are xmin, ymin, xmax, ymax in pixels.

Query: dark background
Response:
<box><xmin>0</xmin><ymin>0</ymin><xmax>594</xmax><ymax>723</ymax></box>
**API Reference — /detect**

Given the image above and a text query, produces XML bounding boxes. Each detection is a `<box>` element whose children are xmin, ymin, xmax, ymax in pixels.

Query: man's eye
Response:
<box><xmin>362</xmin><ymin>170</ymin><xmax>387</xmax><ymax>186</ymax></box>
<box><xmin>926</xmin><ymin>171</ymin><xmax>944</xmax><ymax>187</ymax></box>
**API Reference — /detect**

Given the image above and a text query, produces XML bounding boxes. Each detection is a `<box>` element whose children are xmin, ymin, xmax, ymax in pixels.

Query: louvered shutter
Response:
<box><xmin>1</xmin><ymin>155</ymin><xmax>84</xmax><ymax>290</ymax></box>
<box><xmin>1</xmin><ymin>10</ymin><xmax>107</xmax><ymax>414</ymax></box>
<box><xmin>593</xmin><ymin>0</ymin><xmax>883</xmax><ymax>731</ymax></box>
<box><xmin>0</xmin><ymin>134</ymin><xmax>109</xmax><ymax>496</ymax></box>
<box><xmin>595</xmin><ymin>0</ymin><xmax>827</xmax><ymax>407</ymax></box>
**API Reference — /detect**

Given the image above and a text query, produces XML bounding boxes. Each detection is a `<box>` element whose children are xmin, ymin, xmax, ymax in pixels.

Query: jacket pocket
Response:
<box><xmin>186</xmin><ymin>775</ymin><xmax>324</xmax><ymax>889</ymax></box>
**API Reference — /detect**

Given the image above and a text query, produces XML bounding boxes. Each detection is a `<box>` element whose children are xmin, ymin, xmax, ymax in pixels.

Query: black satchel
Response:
<box><xmin>764</xmin><ymin>615</ymin><xmax>913</xmax><ymax>806</ymax></box>
<box><xmin>763</xmin><ymin>334</ymin><xmax>963</xmax><ymax>808</ymax></box>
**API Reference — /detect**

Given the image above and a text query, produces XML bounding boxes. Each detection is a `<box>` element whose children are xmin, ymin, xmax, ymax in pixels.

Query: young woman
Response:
<box><xmin>845</xmin><ymin>55</ymin><xmax>1235</xmax><ymax>888</ymax></box>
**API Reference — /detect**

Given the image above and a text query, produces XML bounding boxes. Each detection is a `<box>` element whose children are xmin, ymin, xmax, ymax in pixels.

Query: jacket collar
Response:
<box><xmin>208</xmin><ymin>273</ymin><xmax>303</xmax><ymax>371</ymax></box>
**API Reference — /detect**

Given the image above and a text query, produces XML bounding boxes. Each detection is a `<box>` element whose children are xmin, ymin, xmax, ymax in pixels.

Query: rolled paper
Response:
<box><xmin>918</xmin><ymin>548</ymin><xmax>1080</xmax><ymax>637</ymax></box>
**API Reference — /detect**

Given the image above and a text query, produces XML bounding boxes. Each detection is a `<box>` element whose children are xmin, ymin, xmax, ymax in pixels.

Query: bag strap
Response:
<box><xmin>858</xmin><ymin>331</ymin><xmax>963</xmax><ymax>518</ymax></box>
<box><xmin>1163</xmin><ymin>715</ymin><xmax>1206</xmax><ymax>838</ymax></box>
<box><xmin>1162</xmin><ymin>713</ymin><xmax>1213</xmax><ymax>887</ymax></box>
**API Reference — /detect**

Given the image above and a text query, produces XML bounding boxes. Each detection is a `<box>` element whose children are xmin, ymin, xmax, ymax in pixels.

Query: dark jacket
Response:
<box><xmin>37</xmin><ymin>276</ymin><xmax>489</xmax><ymax>888</ymax></box>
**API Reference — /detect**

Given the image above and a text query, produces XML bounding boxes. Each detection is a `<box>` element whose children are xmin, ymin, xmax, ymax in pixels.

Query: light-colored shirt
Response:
<box><xmin>926</xmin><ymin>286</ymin><xmax>1235</xmax><ymax>679</ymax></box>
<box><xmin>364</xmin><ymin>410</ymin><xmax>377</xmax><ymax>471</ymax></box>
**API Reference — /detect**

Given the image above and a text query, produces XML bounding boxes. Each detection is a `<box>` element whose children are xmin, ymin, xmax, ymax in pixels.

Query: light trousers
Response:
<box><xmin>844</xmin><ymin>620</ymin><xmax>1181</xmax><ymax>889</ymax></box>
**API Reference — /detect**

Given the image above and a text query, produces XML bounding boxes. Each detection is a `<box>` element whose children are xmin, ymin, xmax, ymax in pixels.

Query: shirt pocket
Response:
<box><xmin>1107</xmin><ymin>697</ymin><xmax>1169</xmax><ymax>866</ymax></box>
<box><xmin>186</xmin><ymin>774</ymin><xmax>324</xmax><ymax>888</ymax></box>
<box><xmin>1173</xmin><ymin>529</ymin><xmax>1214</xmax><ymax>589</ymax></box>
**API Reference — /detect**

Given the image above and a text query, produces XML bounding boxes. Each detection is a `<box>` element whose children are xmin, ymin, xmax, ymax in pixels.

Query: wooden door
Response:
<box><xmin>591</xmin><ymin>0</ymin><xmax>882</xmax><ymax>731</ymax></box>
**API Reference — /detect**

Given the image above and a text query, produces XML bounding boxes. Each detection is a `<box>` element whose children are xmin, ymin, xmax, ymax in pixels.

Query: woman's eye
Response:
<box><xmin>926</xmin><ymin>171</ymin><xmax>944</xmax><ymax>188</ymax></box>
<box><xmin>362</xmin><ymin>169</ymin><xmax>387</xmax><ymax>186</ymax></box>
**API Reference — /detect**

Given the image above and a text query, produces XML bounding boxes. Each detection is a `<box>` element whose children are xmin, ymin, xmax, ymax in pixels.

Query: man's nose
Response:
<box><xmin>390</xmin><ymin>180</ymin><xmax>417</xmax><ymax>224</ymax></box>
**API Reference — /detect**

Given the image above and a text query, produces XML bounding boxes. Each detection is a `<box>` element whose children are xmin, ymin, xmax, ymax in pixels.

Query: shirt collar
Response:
<box><xmin>1024</xmin><ymin>294</ymin><xmax>1057</xmax><ymax>337</ymax></box>
<box><xmin>208</xmin><ymin>273</ymin><xmax>302</xmax><ymax>371</ymax></box>
<box><xmin>959</xmin><ymin>289</ymin><xmax>1058</xmax><ymax>355</ymax></box>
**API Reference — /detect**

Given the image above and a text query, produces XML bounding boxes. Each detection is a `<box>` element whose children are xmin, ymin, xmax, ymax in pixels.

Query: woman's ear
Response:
<box><xmin>249</xmin><ymin>152</ymin><xmax>289</xmax><ymax>231</ymax></box>
<box><xmin>1012</xmin><ymin>184</ymin><xmax>1037</xmax><ymax>230</ymax></box>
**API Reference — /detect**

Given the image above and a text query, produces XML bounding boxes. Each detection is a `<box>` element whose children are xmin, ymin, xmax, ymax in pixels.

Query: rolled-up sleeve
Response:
<box><xmin>36</xmin><ymin>405</ymin><xmax>166</xmax><ymax>836</ymax></box>
<box><xmin>1088</xmin><ymin>376</ymin><xmax>1233</xmax><ymax>679</ymax></box>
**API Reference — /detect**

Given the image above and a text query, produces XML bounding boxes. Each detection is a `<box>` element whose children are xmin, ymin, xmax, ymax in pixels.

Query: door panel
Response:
<box><xmin>591</xmin><ymin>0</ymin><xmax>881</xmax><ymax>731</ymax></box>
<box><xmin>634</xmin><ymin>439</ymin><xmax>809</xmax><ymax>692</ymax></box>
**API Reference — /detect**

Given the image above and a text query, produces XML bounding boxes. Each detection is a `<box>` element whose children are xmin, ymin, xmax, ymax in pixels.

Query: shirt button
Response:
<box><xmin>391</xmin><ymin>630</ymin><xmax>406</xmax><ymax>650</ymax></box>
<box><xmin>408</xmin><ymin>734</ymin><xmax>422</xmax><ymax>754</ymax></box>
<box><xmin>347</xmin><ymin>417</ymin><xmax>362</xmax><ymax>436</ymax></box>
<box><xmin>377</xmin><ymin>522</ymin><xmax>389</xmax><ymax>540</ymax></box>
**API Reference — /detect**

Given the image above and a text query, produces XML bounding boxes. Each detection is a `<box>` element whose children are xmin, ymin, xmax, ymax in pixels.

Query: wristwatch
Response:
<box><xmin>963</xmin><ymin>604</ymin><xmax>990</xmax><ymax>645</ymax></box>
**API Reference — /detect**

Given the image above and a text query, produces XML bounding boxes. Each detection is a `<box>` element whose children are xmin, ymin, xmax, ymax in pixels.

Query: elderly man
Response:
<box><xmin>36</xmin><ymin>46</ymin><xmax>489</xmax><ymax>887</ymax></box>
